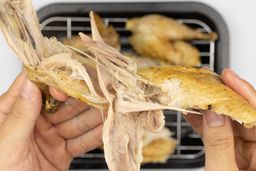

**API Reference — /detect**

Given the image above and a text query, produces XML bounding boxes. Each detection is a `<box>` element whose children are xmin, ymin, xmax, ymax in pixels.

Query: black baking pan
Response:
<box><xmin>37</xmin><ymin>1</ymin><xmax>229</xmax><ymax>169</ymax></box>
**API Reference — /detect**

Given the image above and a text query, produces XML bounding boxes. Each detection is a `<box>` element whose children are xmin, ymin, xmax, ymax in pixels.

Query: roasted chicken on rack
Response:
<box><xmin>63</xmin><ymin>13</ymin><xmax>121</xmax><ymax>51</ymax></box>
<box><xmin>142</xmin><ymin>128</ymin><xmax>176</xmax><ymax>164</ymax></box>
<box><xmin>99</xmin><ymin>127</ymin><xmax>177</xmax><ymax>164</ymax></box>
<box><xmin>1</xmin><ymin>1</ymin><xmax>256</xmax><ymax>171</ymax></box>
<box><xmin>126</xmin><ymin>14</ymin><xmax>217</xmax><ymax>67</ymax></box>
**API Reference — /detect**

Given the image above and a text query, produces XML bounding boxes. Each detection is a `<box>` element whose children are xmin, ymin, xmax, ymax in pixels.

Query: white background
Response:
<box><xmin>0</xmin><ymin>0</ymin><xmax>256</xmax><ymax>94</ymax></box>
<box><xmin>0</xmin><ymin>0</ymin><xmax>255</xmax><ymax>170</ymax></box>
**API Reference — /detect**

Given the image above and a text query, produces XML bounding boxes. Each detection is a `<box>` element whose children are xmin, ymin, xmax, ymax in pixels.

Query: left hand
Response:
<box><xmin>185</xmin><ymin>69</ymin><xmax>256</xmax><ymax>171</ymax></box>
<box><xmin>0</xmin><ymin>70</ymin><xmax>104</xmax><ymax>171</ymax></box>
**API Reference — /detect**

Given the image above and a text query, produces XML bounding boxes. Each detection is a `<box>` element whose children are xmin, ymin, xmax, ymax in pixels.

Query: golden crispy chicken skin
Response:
<box><xmin>126</xmin><ymin>14</ymin><xmax>217</xmax><ymax>40</ymax></box>
<box><xmin>142</xmin><ymin>138</ymin><xmax>176</xmax><ymax>164</ymax></box>
<box><xmin>138</xmin><ymin>66</ymin><xmax>256</xmax><ymax>127</ymax></box>
<box><xmin>142</xmin><ymin>128</ymin><xmax>176</xmax><ymax>164</ymax></box>
<box><xmin>126</xmin><ymin>14</ymin><xmax>217</xmax><ymax>67</ymax></box>
<box><xmin>129</xmin><ymin>33</ymin><xmax>200</xmax><ymax>66</ymax></box>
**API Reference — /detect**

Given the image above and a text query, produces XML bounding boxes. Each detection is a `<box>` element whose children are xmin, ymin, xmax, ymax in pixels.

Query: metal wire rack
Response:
<box><xmin>40</xmin><ymin>15</ymin><xmax>215</xmax><ymax>163</ymax></box>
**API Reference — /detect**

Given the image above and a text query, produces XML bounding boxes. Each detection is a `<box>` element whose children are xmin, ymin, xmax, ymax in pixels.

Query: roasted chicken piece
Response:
<box><xmin>142</xmin><ymin>128</ymin><xmax>176</xmax><ymax>164</ymax></box>
<box><xmin>129</xmin><ymin>33</ymin><xmax>200</xmax><ymax>67</ymax></box>
<box><xmin>124</xmin><ymin>52</ymin><xmax>169</xmax><ymax>68</ymax></box>
<box><xmin>64</xmin><ymin>13</ymin><xmax>120</xmax><ymax>51</ymax></box>
<box><xmin>1</xmin><ymin>1</ymin><xmax>256</xmax><ymax>171</ymax></box>
<box><xmin>138</xmin><ymin>66</ymin><xmax>256</xmax><ymax>127</ymax></box>
<box><xmin>100</xmin><ymin>127</ymin><xmax>176</xmax><ymax>164</ymax></box>
<box><xmin>126</xmin><ymin>14</ymin><xmax>217</xmax><ymax>40</ymax></box>
<box><xmin>126</xmin><ymin>14</ymin><xmax>217</xmax><ymax>67</ymax></box>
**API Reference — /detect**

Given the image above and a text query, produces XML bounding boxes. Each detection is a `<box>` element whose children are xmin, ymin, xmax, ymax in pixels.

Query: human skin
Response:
<box><xmin>0</xmin><ymin>71</ymin><xmax>104</xmax><ymax>171</ymax></box>
<box><xmin>185</xmin><ymin>69</ymin><xmax>256</xmax><ymax>171</ymax></box>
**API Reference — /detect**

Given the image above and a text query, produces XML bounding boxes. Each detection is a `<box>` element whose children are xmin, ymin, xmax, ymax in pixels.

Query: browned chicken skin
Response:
<box><xmin>126</xmin><ymin>14</ymin><xmax>217</xmax><ymax>67</ymax></box>
<box><xmin>129</xmin><ymin>33</ymin><xmax>200</xmax><ymax>66</ymax></box>
<box><xmin>126</xmin><ymin>14</ymin><xmax>217</xmax><ymax>40</ymax></box>
<box><xmin>138</xmin><ymin>66</ymin><xmax>256</xmax><ymax>127</ymax></box>
<box><xmin>142</xmin><ymin>128</ymin><xmax>176</xmax><ymax>164</ymax></box>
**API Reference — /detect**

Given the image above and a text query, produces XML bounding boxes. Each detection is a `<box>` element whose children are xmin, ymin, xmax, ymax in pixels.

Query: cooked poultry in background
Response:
<box><xmin>124</xmin><ymin>52</ymin><xmax>169</xmax><ymax>68</ymax></box>
<box><xmin>99</xmin><ymin>127</ymin><xmax>177</xmax><ymax>164</ymax></box>
<box><xmin>126</xmin><ymin>14</ymin><xmax>218</xmax><ymax>67</ymax></box>
<box><xmin>1</xmin><ymin>1</ymin><xmax>256</xmax><ymax>171</ymax></box>
<box><xmin>142</xmin><ymin>128</ymin><xmax>176</xmax><ymax>164</ymax></box>
<box><xmin>126</xmin><ymin>15</ymin><xmax>217</xmax><ymax>40</ymax></box>
<box><xmin>128</xmin><ymin>34</ymin><xmax>201</xmax><ymax>67</ymax></box>
<box><xmin>64</xmin><ymin>13</ymin><xmax>121</xmax><ymax>51</ymax></box>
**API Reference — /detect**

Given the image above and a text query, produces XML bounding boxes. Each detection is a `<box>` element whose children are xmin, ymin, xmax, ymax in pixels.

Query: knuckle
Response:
<box><xmin>66</xmin><ymin>141</ymin><xmax>78</xmax><ymax>158</ymax></box>
<box><xmin>9</xmin><ymin>107</ymin><xmax>22</xmax><ymax>121</ymax></box>
<box><xmin>79</xmin><ymin>136</ymin><xmax>89</xmax><ymax>153</ymax></box>
<box><xmin>56</xmin><ymin>124</ymin><xmax>67</xmax><ymax>138</ymax></box>
<box><xmin>64</xmin><ymin>101</ymin><xmax>78</xmax><ymax>116</ymax></box>
<box><xmin>93</xmin><ymin>131</ymin><xmax>101</xmax><ymax>144</ymax></box>
<box><xmin>205</xmin><ymin>134</ymin><xmax>233</xmax><ymax>151</ymax></box>
<box><xmin>93</xmin><ymin>126</ymin><xmax>103</xmax><ymax>144</ymax></box>
<box><xmin>64</xmin><ymin>99</ymin><xmax>88</xmax><ymax>117</ymax></box>
<box><xmin>75</xmin><ymin>116</ymin><xmax>87</xmax><ymax>133</ymax></box>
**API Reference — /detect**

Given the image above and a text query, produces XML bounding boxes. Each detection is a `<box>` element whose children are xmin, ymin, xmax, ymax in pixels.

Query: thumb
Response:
<box><xmin>202</xmin><ymin>111</ymin><xmax>238</xmax><ymax>171</ymax></box>
<box><xmin>0</xmin><ymin>77</ymin><xmax>42</xmax><ymax>148</ymax></box>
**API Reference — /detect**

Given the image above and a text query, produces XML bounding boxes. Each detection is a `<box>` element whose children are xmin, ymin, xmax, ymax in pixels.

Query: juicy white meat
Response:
<box><xmin>39</xmin><ymin>53</ymin><xmax>101</xmax><ymax>100</ymax></box>
<box><xmin>82</xmin><ymin>13</ymin><xmax>200</xmax><ymax>171</ymax></box>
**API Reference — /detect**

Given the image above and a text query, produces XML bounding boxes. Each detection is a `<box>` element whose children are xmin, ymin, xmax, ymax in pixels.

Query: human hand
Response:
<box><xmin>0</xmin><ymin>71</ymin><xmax>103</xmax><ymax>171</ymax></box>
<box><xmin>185</xmin><ymin>69</ymin><xmax>256</xmax><ymax>171</ymax></box>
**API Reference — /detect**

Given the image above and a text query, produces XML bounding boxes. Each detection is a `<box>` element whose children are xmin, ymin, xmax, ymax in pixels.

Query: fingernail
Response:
<box><xmin>229</xmin><ymin>70</ymin><xmax>240</xmax><ymax>78</ymax></box>
<box><xmin>205</xmin><ymin>111</ymin><xmax>225</xmax><ymax>127</ymax></box>
<box><xmin>21</xmin><ymin>78</ymin><xmax>35</xmax><ymax>99</ymax></box>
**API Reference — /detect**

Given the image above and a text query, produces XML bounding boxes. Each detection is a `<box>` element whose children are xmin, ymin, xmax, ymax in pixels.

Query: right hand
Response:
<box><xmin>185</xmin><ymin>69</ymin><xmax>256</xmax><ymax>171</ymax></box>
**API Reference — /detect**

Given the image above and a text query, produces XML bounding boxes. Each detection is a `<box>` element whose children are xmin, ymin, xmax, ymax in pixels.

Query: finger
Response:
<box><xmin>45</xmin><ymin>98</ymin><xmax>89</xmax><ymax>124</ymax></box>
<box><xmin>49</xmin><ymin>87</ymin><xmax>69</xmax><ymax>102</ymax></box>
<box><xmin>66</xmin><ymin>124</ymin><xmax>103</xmax><ymax>157</ymax></box>
<box><xmin>0</xmin><ymin>77</ymin><xmax>42</xmax><ymax>150</ymax></box>
<box><xmin>222</xmin><ymin>69</ymin><xmax>256</xmax><ymax>141</ymax></box>
<box><xmin>56</xmin><ymin>108</ymin><xmax>104</xmax><ymax>139</ymax></box>
<box><xmin>240</xmin><ymin>141</ymin><xmax>256</xmax><ymax>170</ymax></box>
<box><xmin>233</xmin><ymin>136</ymin><xmax>256</xmax><ymax>170</ymax></box>
<box><xmin>233</xmin><ymin>137</ymin><xmax>251</xmax><ymax>170</ymax></box>
<box><xmin>35</xmin><ymin>114</ymin><xmax>52</xmax><ymax>132</ymax></box>
<box><xmin>183</xmin><ymin>114</ymin><xmax>203</xmax><ymax>135</ymax></box>
<box><xmin>222</xmin><ymin>69</ymin><xmax>256</xmax><ymax>107</ymax></box>
<box><xmin>202</xmin><ymin>111</ymin><xmax>239</xmax><ymax>171</ymax></box>
<box><xmin>234</xmin><ymin>122</ymin><xmax>256</xmax><ymax>141</ymax></box>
